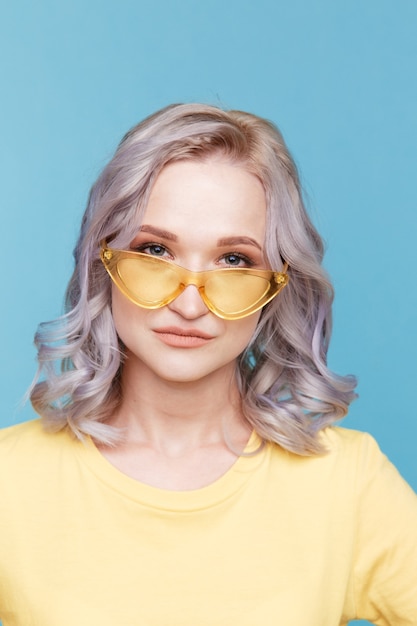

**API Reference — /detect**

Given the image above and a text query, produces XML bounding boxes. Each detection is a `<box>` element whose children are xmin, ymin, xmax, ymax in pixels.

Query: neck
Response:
<box><xmin>111</xmin><ymin>358</ymin><xmax>250</xmax><ymax>454</ymax></box>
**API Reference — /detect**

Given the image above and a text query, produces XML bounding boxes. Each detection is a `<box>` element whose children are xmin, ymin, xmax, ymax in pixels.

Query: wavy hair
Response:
<box><xmin>30</xmin><ymin>103</ymin><xmax>357</xmax><ymax>454</ymax></box>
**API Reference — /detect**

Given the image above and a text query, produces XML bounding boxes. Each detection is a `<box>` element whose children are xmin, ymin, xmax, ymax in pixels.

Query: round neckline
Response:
<box><xmin>74</xmin><ymin>430</ymin><xmax>266</xmax><ymax>512</ymax></box>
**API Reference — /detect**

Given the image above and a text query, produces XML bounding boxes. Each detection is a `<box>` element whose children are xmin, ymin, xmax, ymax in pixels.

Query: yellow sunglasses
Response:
<box><xmin>100</xmin><ymin>242</ymin><xmax>289</xmax><ymax>320</ymax></box>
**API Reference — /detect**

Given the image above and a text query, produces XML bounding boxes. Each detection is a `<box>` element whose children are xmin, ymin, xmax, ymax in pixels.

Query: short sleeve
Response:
<box><xmin>352</xmin><ymin>433</ymin><xmax>417</xmax><ymax>624</ymax></box>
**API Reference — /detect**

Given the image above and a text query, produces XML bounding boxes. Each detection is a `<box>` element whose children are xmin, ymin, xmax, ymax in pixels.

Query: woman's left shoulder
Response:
<box><xmin>320</xmin><ymin>425</ymin><xmax>383</xmax><ymax>459</ymax></box>
<box><xmin>320</xmin><ymin>426</ymin><xmax>417</xmax><ymax>505</ymax></box>
<box><xmin>269</xmin><ymin>426</ymin><xmax>416</xmax><ymax>502</ymax></box>
<box><xmin>321</xmin><ymin>424</ymin><xmax>377</xmax><ymax>447</ymax></box>
<box><xmin>270</xmin><ymin>426</ymin><xmax>390</xmax><ymax>473</ymax></box>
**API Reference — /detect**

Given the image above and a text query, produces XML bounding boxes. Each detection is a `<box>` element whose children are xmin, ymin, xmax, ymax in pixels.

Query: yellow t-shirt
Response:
<box><xmin>0</xmin><ymin>419</ymin><xmax>416</xmax><ymax>626</ymax></box>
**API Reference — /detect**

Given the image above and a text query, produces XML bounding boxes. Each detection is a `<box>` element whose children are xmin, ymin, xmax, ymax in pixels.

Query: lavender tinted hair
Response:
<box><xmin>30</xmin><ymin>103</ymin><xmax>357</xmax><ymax>454</ymax></box>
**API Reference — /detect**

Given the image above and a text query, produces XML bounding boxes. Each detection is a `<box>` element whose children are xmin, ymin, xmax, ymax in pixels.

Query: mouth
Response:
<box><xmin>154</xmin><ymin>327</ymin><xmax>214</xmax><ymax>339</ymax></box>
<box><xmin>153</xmin><ymin>327</ymin><xmax>215</xmax><ymax>347</ymax></box>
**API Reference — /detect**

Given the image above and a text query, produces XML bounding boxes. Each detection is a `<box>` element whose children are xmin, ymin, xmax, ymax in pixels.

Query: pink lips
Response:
<box><xmin>153</xmin><ymin>326</ymin><xmax>215</xmax><ymax>348</ymax></box>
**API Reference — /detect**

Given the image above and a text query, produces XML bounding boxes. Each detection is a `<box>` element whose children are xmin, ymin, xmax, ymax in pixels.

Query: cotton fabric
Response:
<box><xmin>0</xmin><ymin>420</ymin><xmax>416</xmax><ymax>625</ymax></box>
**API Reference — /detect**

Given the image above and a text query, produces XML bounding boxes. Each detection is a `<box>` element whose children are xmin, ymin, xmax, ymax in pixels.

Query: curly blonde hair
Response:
<box><xmin>30</xmin><ymin>103</ymin><xmax>357</xmax><ymax>454</ymax></box>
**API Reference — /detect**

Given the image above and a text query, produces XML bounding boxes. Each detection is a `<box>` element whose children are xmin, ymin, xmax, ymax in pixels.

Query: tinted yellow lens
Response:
<box><xmin>101</xmin><ymin>244</ymin><xmax>288</xmax><ymax>319</ymax></box>
<box><xmin>205</xmin><ymin>272</ymin><xmax>271</xmax><ymax>315</ymax></box>
<box><xmin>117</xmin><ymin>257</ymin><xmax>180</xmax><ymax>305</ymax></box>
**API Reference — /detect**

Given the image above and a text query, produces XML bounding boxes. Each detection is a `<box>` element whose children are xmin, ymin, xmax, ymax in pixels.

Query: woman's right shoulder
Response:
<box><xmin>0</xmin><ymin>419</ymin><xmax>72</xmax><ymax>469</ymax></box>
<box><xmin>0</xmin><ymin>418</ymin><xmax>46</xmax><ymax>447</ymax></box>
<box><xmin>1</xmin><ymin>418</ymin><xmax>42</xmax><ymax>441</ymax></box>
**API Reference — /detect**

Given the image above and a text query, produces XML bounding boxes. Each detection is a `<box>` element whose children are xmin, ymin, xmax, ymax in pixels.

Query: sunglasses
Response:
<box><xmin>100</xmin><ymin>242</ymin><xmax>289</xmax><ymax>320</ymax></box>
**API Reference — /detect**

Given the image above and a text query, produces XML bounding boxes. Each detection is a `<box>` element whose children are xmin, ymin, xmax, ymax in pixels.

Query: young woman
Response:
<box><xmin>0</xmin><ymin>104</ymin><xmax>416</xmax><ymax>625</ymax></box>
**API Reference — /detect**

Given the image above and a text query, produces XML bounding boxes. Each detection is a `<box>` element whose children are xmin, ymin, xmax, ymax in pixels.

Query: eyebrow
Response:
<box><xmin>139</xmin><ymin>225</ymin><xmax>178</xmax><ymax>241</ymax></box>
<box><xmin>216</xmin><ymin>236</ymin><xmax>262</xmax><ymax>250</ymax></box>
<box><xmin>139</xmin><ymin>225</ymin><xmax>262</xmax><ymax>250</ymax></box>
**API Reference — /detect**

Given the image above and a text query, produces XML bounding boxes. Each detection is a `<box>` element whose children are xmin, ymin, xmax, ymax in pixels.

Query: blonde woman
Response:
<box><xmin>1</xmin><ymin>104</ymin><xmax>416</xmax><ymax>625</ymax></box>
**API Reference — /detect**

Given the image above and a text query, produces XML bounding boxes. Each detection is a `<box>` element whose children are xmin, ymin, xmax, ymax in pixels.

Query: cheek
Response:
<box><xmin>111</xmin><ymin>287</ymin><xmax>146</xmax><ymax>339</ymax></box>
<box><xmin>227</xmin><ymin>312</ymin><xmax>261</xmax><ymax>354</ymax></box>
<box><xmin>111</xmin><ymin>286</ymin><xmax>127</xmax><ymax>330</ymax></box>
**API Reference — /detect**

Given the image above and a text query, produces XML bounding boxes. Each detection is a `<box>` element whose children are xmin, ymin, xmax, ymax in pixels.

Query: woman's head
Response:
<box><xmin>73</xmin><ymin>104</ymin><xmax>320</xmax><ymax>291</ymax></box>
<box><xmin>31</xmin><ymin>103</ymin><xmax>356</xmax><ymax>453</ymax></box>
<box><xmin>109</xmin><ymin>157</ymin><xmax>269</xmax><ymax>387</ymax></box>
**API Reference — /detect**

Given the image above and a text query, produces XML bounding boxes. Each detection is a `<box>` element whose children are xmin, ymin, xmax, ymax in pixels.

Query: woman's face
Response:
<box><xmin>111</xmin><ymin>157</ymin><xmax>267</xmax><ymax>385</ymax></box>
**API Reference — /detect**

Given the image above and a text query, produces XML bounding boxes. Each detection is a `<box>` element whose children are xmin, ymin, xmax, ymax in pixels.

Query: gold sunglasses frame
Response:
<box><xmin>100</xmin><ymin>242</ymin><xmax>289</xmax><ymax>320</ymax></box>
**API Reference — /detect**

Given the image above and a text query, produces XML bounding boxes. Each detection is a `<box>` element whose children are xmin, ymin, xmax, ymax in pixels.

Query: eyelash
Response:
<box><xmin>132</xmin><ymin>242</ymin><xmax>255</xmax><ymax>268</ymax></box>
<box><xmin>220</xmin><ymin>252</ymin><xmax>254</xmax><ymax>267</ymax></box>
<box><xmin>133</xmin><ymin>243</ymin><xmax>169</xmax><ymax>257</ymax></box>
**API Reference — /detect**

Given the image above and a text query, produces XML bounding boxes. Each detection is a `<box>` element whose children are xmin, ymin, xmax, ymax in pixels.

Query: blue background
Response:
<box><xmin>0</xmin><ymin>2</ymin><xmax>416</xmax><ymax>624</ymax></box>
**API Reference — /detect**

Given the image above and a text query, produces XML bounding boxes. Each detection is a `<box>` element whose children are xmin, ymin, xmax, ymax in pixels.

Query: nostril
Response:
<box><xmin>167</xmin><ymin>284</ymin><xmax>210</xmax><ymax>319</ymax></box>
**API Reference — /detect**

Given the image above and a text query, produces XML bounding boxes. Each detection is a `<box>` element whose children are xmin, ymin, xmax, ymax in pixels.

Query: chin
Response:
<box><xmin>155</xmin><ymin>367</ymin><xmax>229</xmax><ymax>385</ymax></box>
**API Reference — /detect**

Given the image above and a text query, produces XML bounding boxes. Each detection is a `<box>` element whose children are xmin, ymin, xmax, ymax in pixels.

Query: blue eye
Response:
<box><xmin>135</xmin><ymin>243</ymin><xmax>168</xmax><ymax>257</ymax></box>
<box><xmin>148</xmin><ymin>244</ymin><xmax>166</xmax><ymax>256</ymax></box>
<box><xmin>225</xmin><ymin>254</ymin><xmax>242</xmax><ymax>266</ymax></box>
<box><xmin>223</xmin><ymin>253</ymin><xmax>253</xmax><ymax>267</ymax></box>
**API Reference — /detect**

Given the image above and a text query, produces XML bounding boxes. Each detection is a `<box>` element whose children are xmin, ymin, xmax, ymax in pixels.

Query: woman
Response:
<box><xmin>0</xmin><ymin>104</ymin><xmax>416</xmax><ymax>625</ymax></box>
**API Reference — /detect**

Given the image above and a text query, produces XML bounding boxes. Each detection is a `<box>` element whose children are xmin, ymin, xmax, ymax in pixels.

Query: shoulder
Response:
<box><xmin>0</xmin><ymin>419</ymin><xmax>76</xmax><ymax>472</ymax></box>
<box><xmin>313</xmin><ymin>427</ymin><xmax>416</xmax><ymax>507</ymax></box>
<box><xmin>0</xmin><ymin>418</ymin><xmax>59</xmax><ymax>449</ymax></box>
<box><xmin>0</xmin><ymin>418</ymin><xmax>46</xmax><ymax>451</ymax></box>
<box><xmin>321</xmin><ymin>425</ymin><xmax>383</xmax><ymax>461</ymax></box>
<box><xmin>268</xmin><ymin>426</ymin><xmax>386</xmax><ymax>474</ymax></box>
<box><xmin>317</xmin><ymin>426</ymin><xmax>393</xmax><ymax>478</ymax></box>
<box><xmin>1</xmin><ymin>418</ymin><xmax>44</xmax><ymax>439</ymax></box>
<box><xmin>319</xmin><ymin>426</ymin><xmax>409</xmax><ymax>486</ymax></box>
<box><xmin>0</xmin><ymin>419</ymin><xmax>85</xmax><ymax>520</ymax></box>
<box><xmin>266</xmin><ymin>426</ymin><xmax>415</xmax><ymax>504</ymax></box>
<box><xmin>320</xmin><ymin>424</ymin><xmax>378</xmax><ymax>448</ymax></box>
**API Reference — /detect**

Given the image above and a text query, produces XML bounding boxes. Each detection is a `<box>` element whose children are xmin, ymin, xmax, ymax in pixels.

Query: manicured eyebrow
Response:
<box><xmin>217</xmin><ymin>236</ymin><xmax>262</xmax><ymax>250</ymax></box>
<box><xmin>138</xmin><ymin>227</ymin><xmax>262</xmax><ymax>250</ymax></box>
<box><xmin>139</xmin><ymin>225</ymin><xmax>178</xmax><ymax>241</ymax></box>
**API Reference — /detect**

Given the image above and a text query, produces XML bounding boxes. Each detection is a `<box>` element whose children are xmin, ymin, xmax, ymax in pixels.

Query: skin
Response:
<box><xmin>99</xmin><ymin>157</ymin><xmax>268</xmax><ymax>490</ymax></box>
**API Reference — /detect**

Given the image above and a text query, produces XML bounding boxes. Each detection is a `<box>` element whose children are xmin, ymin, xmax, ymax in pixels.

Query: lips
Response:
<box><xmin>154</xmin><ymin>326</ymin><xmax>214</xmax><ymax>339</ymax></box>
<box><xmin>153</xmin><ymin>326</ymin><xmax>215</xmax><ymax>348</ymax></box>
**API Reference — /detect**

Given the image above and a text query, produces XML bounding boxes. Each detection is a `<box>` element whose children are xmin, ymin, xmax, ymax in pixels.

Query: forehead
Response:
<box><xmin>143</xmin><ymin>158</ymin><xmax>266</xmax><ymax>240</ymax></box>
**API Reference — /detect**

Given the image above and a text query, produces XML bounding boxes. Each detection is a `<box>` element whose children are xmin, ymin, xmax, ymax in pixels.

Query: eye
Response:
<box><xmin>221</xmin><ymin>253</ymin><xmax>254</xmax><ymax>268</ymax></box>
<box><xmin>134</xmin><ymin>243</ymin><xmax>170</xmax><ymax>257</ymax></box>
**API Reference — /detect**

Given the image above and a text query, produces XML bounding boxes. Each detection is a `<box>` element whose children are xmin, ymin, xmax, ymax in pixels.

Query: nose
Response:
<box><xmin>167</xmin><ymin>284</ymin><xmax>210</xmax><ymax>319</ymax></box>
